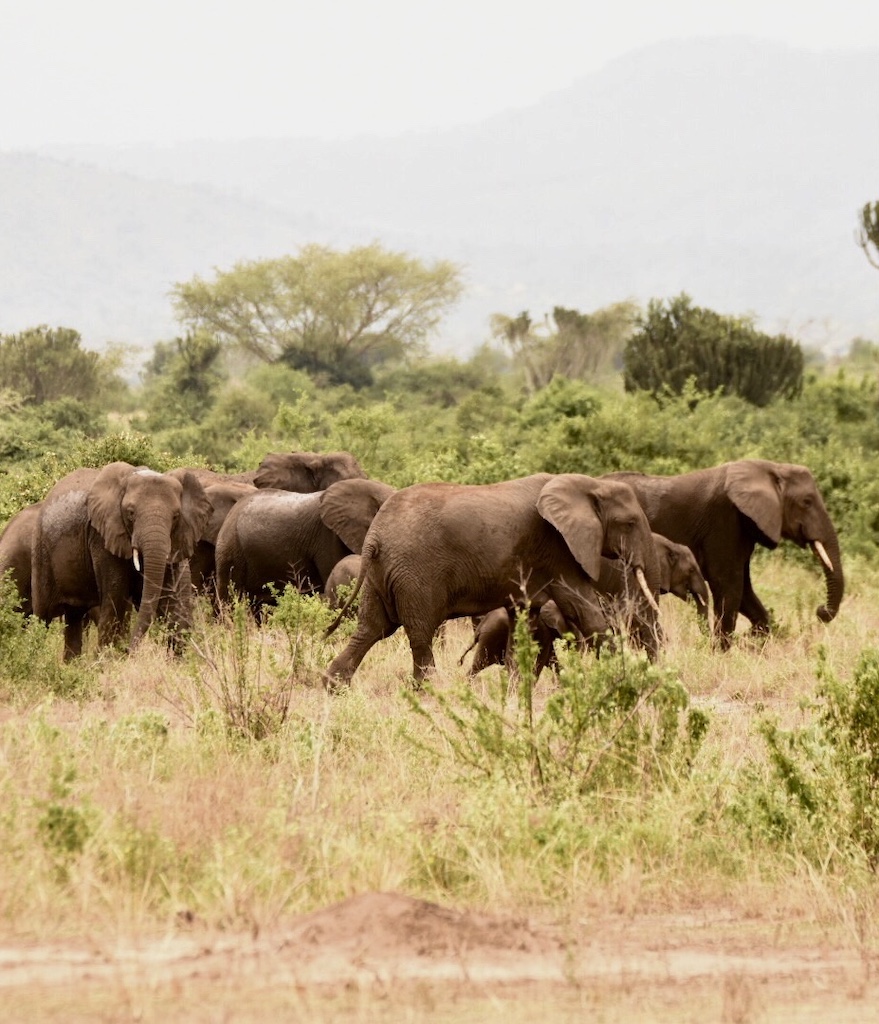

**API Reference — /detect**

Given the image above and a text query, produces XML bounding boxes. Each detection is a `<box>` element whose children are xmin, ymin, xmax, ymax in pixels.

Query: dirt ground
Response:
<box><xmin>2</xmin><ymin>892</ymin><xmax>877</xmax><ymax>1022</ymax></box>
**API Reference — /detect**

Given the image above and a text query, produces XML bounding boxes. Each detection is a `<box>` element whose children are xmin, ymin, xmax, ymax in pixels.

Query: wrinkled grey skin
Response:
<box><xmin>31</xmin><ymin>462</ymin><xmax>211</xmax><ymax>659</ymax></box>
<box><xmin>215</xmin><ymin>479</ymin><xmax>394</xmax><ymax>611</ymax></box>
<box><xmin>325</xmin><ymin>474</ymin><xmax>661</xmax><ymax>686</ymax></box>
<box><xmin>189</xmin><ymin>480</ymin><xmax>258</xmax><ymax>600</ymax></box>
<box><xmin>606</xmin><ymin>459</ymin><xmax>843</xmax><ymax>647</ymax></box>
<box><xmin>254</xmin><ymin>451</ymin><xmax>367</xmax><ymax>492</ymax></box>
<box><xmin>324</xmin><ymin>554</ymin><xmax>362</xmax><ymax>611</ymax></box>
<box><xmin>462</xmin><ymin>534</ymin><xmax>709</xmax><ymax>677</ymax></box>
<box><xmin>0</xmin><ymin>501</ymin><xmax>43</xmax><ymax>616</ymax></box>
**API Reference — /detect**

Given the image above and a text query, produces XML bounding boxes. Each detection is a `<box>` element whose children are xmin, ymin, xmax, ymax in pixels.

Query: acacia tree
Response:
<box><xmin>857</xmin><ymin>201</ymin><xmax>879</xmax><ymax>269</ymax></box>
<box><xmin>171</xmin><ymin>243</ymin><xmax>463</xmax><ymax>388</ymax></box>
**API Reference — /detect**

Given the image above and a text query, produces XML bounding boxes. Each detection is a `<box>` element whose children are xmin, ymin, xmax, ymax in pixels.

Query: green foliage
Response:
<box><xmin>732</xmin><ymin>647</ymin><xmax>879</xmax><ymax>868</ymax></box>
<box><xmin>623</xmin><ymin>294</ymin><xmax>804</xmax><ymax>407</ymax></box>
<box><xmin>0</xmin><ymin>326</ymin><xmax>112</xmax><ymax>405</ymax></box>
<box><xmin>171</xmin><ymin>243</ymin><xmax>463</xmax><ymax>387</ymax></box>
<box><xmin>405</xmin><ymin>631</ymin><xmax>707</xmax><ymax>804</ymax></box>
<box><xmin>36</xmin><ymin>760</ymin><xmax>93</xmax><ymax>880</ymax></box>
<box><xmin>141</xmin><ymin>330</ymin><xmax>225</xmax><ymax>429</ymax></box>
<box><xmin>179</xmin><ymin>591</ymin><xmax>334</xmax><ymax>744</ymax></box>
<box><xmin>0</xmin><ymin>578</ymin><xmax>92</xmax><ymax>701</ymax></box>
<box><xmin>491</xmin><ymin>301</ymin><xmax>636</xmax><ymax>392</ymax></box>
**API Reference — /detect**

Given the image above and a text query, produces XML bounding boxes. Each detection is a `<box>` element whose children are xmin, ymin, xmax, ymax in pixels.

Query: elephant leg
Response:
<box><xmin>404</xmin><ymin>622</ymin><xmax>439</xmax><ymax>684</ymax></box>
<box><xmin>710</xmin><ymin>576</ymin><xmax>744</xmax><ymax>650</ymax></box>
<box><xmin>324</xmin><ymin>586</ymin><xmax>397</xmax><ymax>688</ymax></box>
<box><xmin>62</xmin><ymin>610</ymin><xmax>88</xmax><ymax>661</ymax></box>
<box><xmin>738</xmin><ymin>563</ymin><xmax>771</xmax><ymax>635</ymax></box>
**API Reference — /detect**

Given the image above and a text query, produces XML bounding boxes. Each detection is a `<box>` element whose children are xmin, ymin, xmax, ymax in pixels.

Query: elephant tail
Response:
<box><xmin>324</xmin><ymin>535</ymin><xmax>377</xmax><ymax>637</ymax></box>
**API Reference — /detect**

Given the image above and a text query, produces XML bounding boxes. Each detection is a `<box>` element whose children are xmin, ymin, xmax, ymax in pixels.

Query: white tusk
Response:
<box><xmin>693</xmin><ymin>592</ymin><xmax>706</xmax><ymax>607</ymax></box>
<box><xmin>133</xmin><ymin>548</ymin><xmax>141</xmax><ymax>572</ymax></box>
<box><xmin>636</xmin><ymin>567</ymin><xmax>661</xmax><ymax>613</ymax></box>
<box><xmin>813</xmin><ymin>541</ymin><xmax>833</xmax><ymax>572</ymax></box>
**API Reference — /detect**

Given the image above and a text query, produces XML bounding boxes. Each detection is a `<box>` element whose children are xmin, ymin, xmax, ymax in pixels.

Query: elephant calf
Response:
<box><xmin>460</xmin><ymin>534</ymin><xmax>708</xmax><ymax>678</ymax></box>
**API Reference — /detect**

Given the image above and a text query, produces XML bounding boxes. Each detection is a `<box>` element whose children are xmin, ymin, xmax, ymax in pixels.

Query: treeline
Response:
<box><xmin>2</xmin><ymin>241</ymin><xmax>879</xmax><ymax>558</ymax></box>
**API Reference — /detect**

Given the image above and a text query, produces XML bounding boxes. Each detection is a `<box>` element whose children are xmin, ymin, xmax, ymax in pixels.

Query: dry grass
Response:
<box><xmin>0</xmin><ymin>556</ymin><xmax>878</xmax><ymax>962</ymax></box>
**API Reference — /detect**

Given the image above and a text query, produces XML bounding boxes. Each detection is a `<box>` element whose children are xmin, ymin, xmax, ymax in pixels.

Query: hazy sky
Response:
<box><xmin>2</xmin><ymin>0</ymin><xmax>877</xmax><ymax>148</ymax></box>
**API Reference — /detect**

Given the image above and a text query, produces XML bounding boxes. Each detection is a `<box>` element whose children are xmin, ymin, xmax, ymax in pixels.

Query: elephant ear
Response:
<box><xmin>726</xmin><ymin>460</ymin><xmax>782</xmax><ymax>544</ymax></box>
<box><xmin>320</xmin><ymin>479</ymin><xmax>395</xmax><ymax>553</ymax></box>
<box><xmin>87</xmin><ymin>461</ymin><xmax>137</xmax><ymax>558</ymax></box>
<box><xmin>202</xmin><ymin>482</ymin><xmax>256</xmax><ymax>544</ymax></box>
<box><xmin>536</xmin><ymin>475</ymin><xmax>604</xmax><ymax>581</ymax></box>
<box><xmin>314</xmin><ymin>452</ymin><xmax>367</xmax><ymax>489</ymax></box>
<box><xmin>165</xmin><ymin>469</ymin><xmax>213</xmax><ymax>560</ymax></box>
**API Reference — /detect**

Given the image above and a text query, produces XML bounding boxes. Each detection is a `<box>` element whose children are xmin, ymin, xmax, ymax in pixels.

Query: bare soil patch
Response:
<box><xmin>2</xmin><ymin>892</ymin><xmax>877</xmax><ymax>1022</ymax></box>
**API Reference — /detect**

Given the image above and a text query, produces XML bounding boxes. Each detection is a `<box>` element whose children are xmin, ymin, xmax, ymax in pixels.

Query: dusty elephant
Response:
<box><xmin>253</xmin><ymin>450</ymin><xmax>367</xmax><ymax>492</ymax></box>
<box><xmin>325</xmin><ymin>473</ymin><xmax>662</xmax><ymax>686</ymax></box>
<box><xmin>462</xmin><ymin>533</ymin><xmax>709</xmax><ymax>677</ymax></box>
<box><xmin>31</xmin><ymin>462</ymin><xmax>212</xmax><ymax>659</ymax></box>
<box><xmin>606</xmin><ymin>459</ymin><xmax>843</xmax><ymax>647</ymax></box>
<box><xmin>0</xmin><ymin>501</ymin><xmax>44</xmax><ymax>617</ymax></box>
<box><xmin>189</xmin><ymin>480</ymin><xmax>258</xmax><ymax>599</ymax></box>
<box><xmin>215</xmin><ymin>478</ymin><xmax>394</xmax><ymax>611</ymax></box>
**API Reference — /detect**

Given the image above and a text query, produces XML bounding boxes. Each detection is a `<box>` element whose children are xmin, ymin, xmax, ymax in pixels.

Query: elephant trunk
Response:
<box><xmin>813</xmin><ymin>532</ymin><xmax>844</xmax><ymax>624</ymax></box>
<box><xmin>690</xmin><ymin>576</ymin><xmax>710</xmax><ymax>619</ymax></box>
<box><xmin>131</xmin><ymin>527</ymin><xmax>172</xmax><ymax>648</ymax></box>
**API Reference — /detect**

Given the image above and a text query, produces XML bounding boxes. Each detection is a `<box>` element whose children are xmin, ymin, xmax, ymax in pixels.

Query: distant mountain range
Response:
<box><xmin>2</xmin><ymin>36</ymin><xmax>877</xmax><ymax>365</ymax></box>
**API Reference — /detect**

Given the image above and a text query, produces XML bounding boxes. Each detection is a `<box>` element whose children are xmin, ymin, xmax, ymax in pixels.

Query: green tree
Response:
<box><xmin>623</xmin><ymin>294</ymin><xmax>804</xmax><ymax>407</ymax></box>
<box><xmin>856</xmin><ymin>201</ymin><xmax>879</xmax><ymax>270</ymax></box>
<box><xmin>0</xmin><ymin>326</ymin><xmax>116</xmax><ymax>406</ymax></box>
<box><xmin>171</xmin><ymin>243</ymin><xmax>463</xmax><ymax>388</ymax></box>
<box><xmin>141</xmin><ymin>330</ymin><xmax>225</xmax><ymax>428</ymax></box>
<box><xmin>491</xmin><ymin>302</ymin><xmax>636</xmax><ymax>393</ymax></box>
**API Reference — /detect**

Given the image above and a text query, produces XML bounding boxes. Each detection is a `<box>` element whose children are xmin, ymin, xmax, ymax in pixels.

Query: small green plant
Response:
<box><xmin>35</xmin><ymin>760</ymin><xmax>93</xmax><ymax>881</ymax></box>
<box><xmin>735</xmin><ymin>646</ymin><xmax>879</xmax><ymax>868</ymax></box>
<box><xmin>179</xmin><ymin>589</ymin><xmax>332</xmax><ymax>743</ymax></box>
<box><xmin>405</xmin><ymin>616</ymin><xmax>708</xmax><ymax>803</ymax></box>
<box><xmin>0</xmin><ymin>577</ymin><xmax>92</xmax><ymax>702</ymax></box>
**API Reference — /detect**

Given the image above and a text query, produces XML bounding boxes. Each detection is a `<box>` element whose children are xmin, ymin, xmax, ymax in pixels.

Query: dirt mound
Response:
<box><xmin>282</xmin><ymin>891</ymin><xmax>559</xmax><ymax>960</ymax></box>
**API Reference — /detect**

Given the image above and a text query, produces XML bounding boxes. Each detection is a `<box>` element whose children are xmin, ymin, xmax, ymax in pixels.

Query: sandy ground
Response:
<box><xmin>2</xmin><ymin>892</ymin><xmax>877</xmax><ymax>1022</ymax></box>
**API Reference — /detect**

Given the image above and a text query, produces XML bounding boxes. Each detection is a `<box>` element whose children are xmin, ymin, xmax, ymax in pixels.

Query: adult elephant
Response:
<box><xmin>189</xmin><ymin>480</ymin><xmax>258</xmax><ymax>599</ymax></box>
<box><xmin>32</xmin><ymin>462</ymin><xmax>212</xmax><ymax>659</ymax></box>
<box><xmin>0</xmin><ymin>501</ymin><xmax>43</xmax><ymax>617</ymax></box>
<box><xmin>253</xmin><ymin>451</ymin><xmax>366</xmax><ymax>492</ymax></box>
<box><xmin>606</xmin><ymin>459</ymin><xmax>843</xmax><ymax>647</ymax></box>
<box><xmin>462</xmin><ymin>534</ymin><xmax>709</xmax><ymax>677</ymax></box>
<box><xmin>215</xmin><ymin>478</ymin><xmax>394</xmax><ymax>610</ymax></box>
<box><xmin>324</xmin><ymin>473</ymin><xmax>661</xmax><ymax>686</ymax></box>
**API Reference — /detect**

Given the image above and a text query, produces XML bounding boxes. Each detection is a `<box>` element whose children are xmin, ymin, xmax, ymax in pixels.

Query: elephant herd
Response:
<box><xmin>0</xmin><ymin>452</ymin><xmax>845</xmax><ymax>686</ymax></box>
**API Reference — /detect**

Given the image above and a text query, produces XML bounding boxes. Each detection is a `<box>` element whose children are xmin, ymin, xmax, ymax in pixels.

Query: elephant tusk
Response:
<box><xmin>812</xmin><ymin>541</ymin><xmax>834</xmax><ymax>572</ymax></box>
<box><xmin>693</xmin><ymin>592</ymin><xmax>706</xmax><ymax>608</ymax></box>
<box><xmin>635</xmin><ymin>567</ymin><xmax>661</xmax><ymax>613</ymax></box>
<box><xmin>133</xmin><ymin>548</ymin><xmax>141</xmax><ymax>572</ymax></box>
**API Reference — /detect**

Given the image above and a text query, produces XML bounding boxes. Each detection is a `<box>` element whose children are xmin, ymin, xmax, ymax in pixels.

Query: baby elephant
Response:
<box><xmin>463</xmin><ymin>534</ymin><xmax>708</xmax><ymax>677</ymax></box>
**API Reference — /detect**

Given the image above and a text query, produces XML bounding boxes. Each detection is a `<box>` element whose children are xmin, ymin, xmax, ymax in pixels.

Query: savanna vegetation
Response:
<box><xmin>2</xmin><ymin>236</ymin><xmax>879</xmax><ymax>1019</ymax></box>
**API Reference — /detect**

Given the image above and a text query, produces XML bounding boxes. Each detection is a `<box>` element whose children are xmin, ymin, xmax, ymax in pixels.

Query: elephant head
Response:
<box><xmin>653</xmin><ymin>534</ymin><xmax>709</xmax><ymax>617</ymax></box>
<box><xmin>725</xmin><ymin>460</ymin><xmax>843</xmax><ymax>623</ymax></box>
<box><xmin>536</xmin><ymin>475</ymin><xmax>660</xmax><ymax>612</ymax></box>
<box><xmin>86</xmin><ymin>462</ymin><xmax>212</xmax><ymax>645</ymax></box>
<box><xmin>254</xmin><ymin>451</ymin><xmax>367</xmax><ymax>492</ymax></box>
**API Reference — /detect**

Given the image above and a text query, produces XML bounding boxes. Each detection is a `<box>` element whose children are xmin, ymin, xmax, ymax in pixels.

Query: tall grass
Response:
<box><xmin>0</xmin><ymin>559</ymin><xmax>877</xmax><ymax>948</ymax></box>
